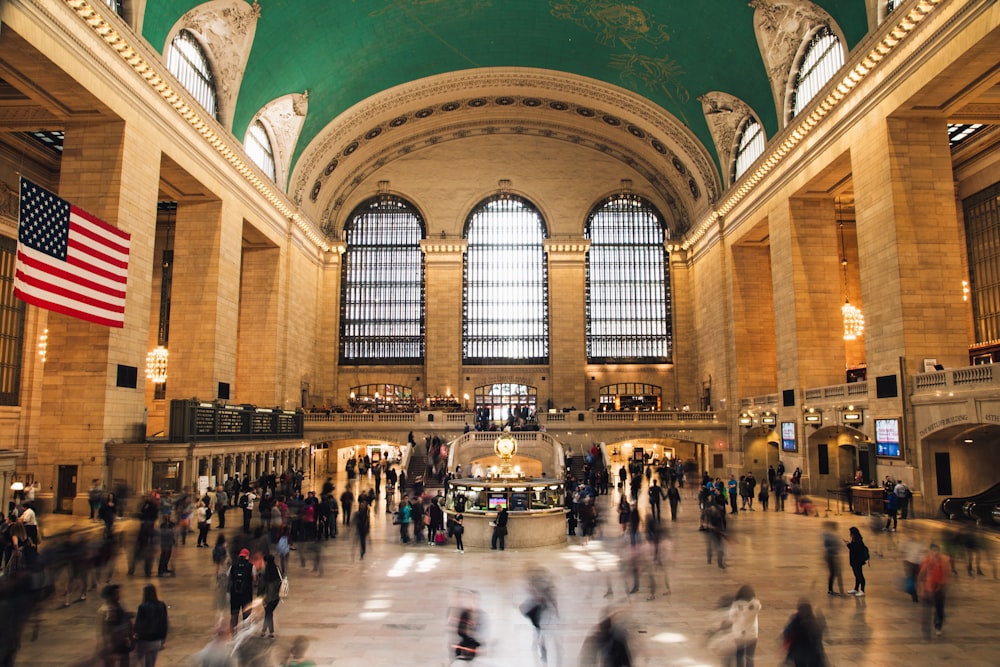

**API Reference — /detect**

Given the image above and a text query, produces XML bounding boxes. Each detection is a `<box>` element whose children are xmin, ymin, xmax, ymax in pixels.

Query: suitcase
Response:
<box><xmin>435</xmin><ymin>529</ymin><xmax>447</xmax><ymax>545</ymax></box>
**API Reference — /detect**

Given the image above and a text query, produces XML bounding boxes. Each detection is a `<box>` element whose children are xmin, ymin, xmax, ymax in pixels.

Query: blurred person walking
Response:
<box><xmin>97</xmin><ymin>584</ymin><xmax>133</xmax><ymax>667</ymax></box>
<box><xmin>258</xmin><ymin>554</ymin><xmax>282</xmax><ymax>638</ymax></box>
<box><xmin>279</xmin><ymin>635</ymin><xmax>316</xmax><ymax>667</ymax></box>
<box><xmin>727</xmin><ymin>584</ymin><xmax>761</xmax><ymax>667</ymax></box>
<box><xmin>521</xmin><ymin>567</ymin><xmax>559</xmax><ymax>664</ymax></box>
<box><xmin>918</xmin><ymin>543</ymin><xmax>952</xmax><ymax>637</ymax></box>
<box><xmin>782</xmin><ymin>600</ymin><xmax>826</xmax><ymax>667</ymax></box>
<box><xmin>822</xmin><ymin>522</ymin><xmax>844</xmax><ymax>596</ymax></box>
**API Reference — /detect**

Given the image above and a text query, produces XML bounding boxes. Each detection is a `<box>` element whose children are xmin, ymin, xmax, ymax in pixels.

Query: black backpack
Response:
<box><xmin>230</xmin><ymin>560</ymin><xmax>253</xmax><ymax>596</ymax></box>
<box><xmin>239</xmin><ymin>494</ymin><xmax>249</xmax><ymax>509</ymax></box>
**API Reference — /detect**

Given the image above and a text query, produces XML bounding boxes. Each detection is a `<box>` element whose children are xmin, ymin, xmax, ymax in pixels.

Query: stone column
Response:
<box><xmin>35</xmin><ymin>119</ymin><xmax>158</xmax><ymax>513</ymax></box>
<box><xmin>236</xmin><ymin>244</ymin><xmax>284</xmax><ymax>405</ymax></box>
<box><xmin>770</xmin><ymin>197</ymin><xmax>845</xmax><ymax>388</ymax></box>
<box><xmin>167</xmin><ymin>199</ymin><xmax>241</xmax><ymax>402</ymax></box>
<box><xmin>421</xmin><ymin>240</ymin><xmax>467</xmax><ymax>398</ymax></box>
<box><xmin>545</xmin><ymin>240</ymin><xmax>589</xmax><ymax>410</ymax></box>
<box><xmin>852</xmin><ymin>116</ymin><xmax>968</xmax><ymax>375</ymax></box>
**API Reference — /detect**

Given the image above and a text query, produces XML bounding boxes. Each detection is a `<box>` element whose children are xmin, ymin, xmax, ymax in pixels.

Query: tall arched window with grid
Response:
<box><xmin>790</xmin><ymin>26</ymin><xmax>844</xmax><ymax>120</ymax></box>
<box><xmin>733</xmin><ymin>116</ymin><xmax>765</xmax><ymax>181</ymax></box>
<box><xmin>340</xmin><ymin>195</ymin><xmax>426</xmax><ymax>364</ymax></box>
<box><xmin>245</xmin><ymin>120</ymin><xmax>276</xmax><ymax>181</ymax></box>
<box><xmin>463</xmin><ymin>195</ymin><xmax>549</xmax><ymax>364</ymax></box>
<box><xmin>166</xmin><ymin>30</ymin><xmax>218</xmax><ymax>120</ymax></box>
<box><xmin>585</xmin><ymin>194</ymin><xmax>671</xmax><ymax>363</ymax></box>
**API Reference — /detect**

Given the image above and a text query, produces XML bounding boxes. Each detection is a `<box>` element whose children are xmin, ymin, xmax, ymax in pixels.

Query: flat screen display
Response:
<box><xmin>875</xmin><ymin>418</ymin><xmax>901</xmax><ymax>457</ymax></box>
<box><xmin>781</xmin><ymin>421</ymin><xmax>797</xmax><ymax>452</ymax></box>
<box><xmin>487</xmin><ymin>492</ymin><xmax>508</xmax><ymax>510</ymax></box>
<box><xmin>510</xmin><ymin>492</ymin><xmax>529</xmax><ymax>511</ymax></box>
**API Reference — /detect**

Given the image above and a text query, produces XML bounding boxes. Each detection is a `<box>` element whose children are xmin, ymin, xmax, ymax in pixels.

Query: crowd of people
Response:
<box><xmin>3</xmin><ymin>441</ymin><xmax>999</xmax><ymax>666</ymax></box>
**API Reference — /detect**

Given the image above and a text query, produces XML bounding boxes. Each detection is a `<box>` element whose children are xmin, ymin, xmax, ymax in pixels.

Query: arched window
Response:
<box><xmin>585</xmin><ymin>194</ymin><xmax>671</xmax><ymax>363</ymax></box>
<box><xmin>340</xmin><ymin>195</ymin><xmax>425</xmax><ymax>364</ymax></box>
<box><xmin>166</xmin><ymin>29</ymin><xmax>218</xmax><ymax>120</ymax></box>
<box><xmin>245</xmin><ymin>120</ymin><xmax>276</xmax><ymax>181</ymax></box>
<box><xmin>463</xmin><ymin>195</ymin><xmax>549</xmax><ymax>364</ymax></box>
<box><xmin>733</xmin><ymin>117</ymin><xmax>765</xmax><ymax>180</ymax></box>
<box><xmin>790</xmin><ymin>26</ymin><xmax>844</xmax><ymax>119</ymax></box>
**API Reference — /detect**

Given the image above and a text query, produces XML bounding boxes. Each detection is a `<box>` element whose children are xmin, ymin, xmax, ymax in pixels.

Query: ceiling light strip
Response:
<box><xmin>63</xmin><ymin>0</ymin><xmax>330</xmax><ymax>252</ymax></box>
<box><xmin>682</xmin><ymin>0</ymin><xmax>944</xmax><ymax>251</ymax></box>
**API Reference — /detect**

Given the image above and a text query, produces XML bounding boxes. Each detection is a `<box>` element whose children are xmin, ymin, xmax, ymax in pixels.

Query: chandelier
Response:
<box><xmin>145</xmin><ymin>345</ymin><xmax>169</xmax><ymax>384</ymax></box>
<box><xmin>837</xmin><ymin>199</ymin><xmax>864</xmax><ymax>341</ymax></box>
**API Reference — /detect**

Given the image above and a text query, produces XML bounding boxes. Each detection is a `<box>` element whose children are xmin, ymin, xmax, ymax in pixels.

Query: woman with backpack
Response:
<box><xmin>846</xmin><ymin>526</ymin><xmax>869</xmax><ymax>596</ymax></box>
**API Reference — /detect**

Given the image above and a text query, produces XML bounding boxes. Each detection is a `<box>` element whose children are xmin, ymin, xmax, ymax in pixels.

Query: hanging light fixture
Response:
<box><xmin>37</xmin><ymin>328</ymin><xmax>48</xmax><ymax>363</ymax></box>
<box><xmin>837</xmin><ymin>198</ymin><xmax>864</xmax><ymax>341</ymax></box>
<box><xmin>145</xmin><ymin>345</ymin><xmax>169</xmax><ymax>383</ymax></box>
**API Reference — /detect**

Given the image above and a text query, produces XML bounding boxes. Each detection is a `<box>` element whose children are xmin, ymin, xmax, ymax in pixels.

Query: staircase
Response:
<box><xmin>406</xmin><ymin>446</ymin><xmax>429</xmax><ymax>486</ymax></box>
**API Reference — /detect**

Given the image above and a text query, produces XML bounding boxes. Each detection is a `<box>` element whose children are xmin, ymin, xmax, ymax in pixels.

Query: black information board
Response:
<box><xmin>168</xmin><ymin>400</ymin><xmax>304</xmax><ymax>442</ymax></box>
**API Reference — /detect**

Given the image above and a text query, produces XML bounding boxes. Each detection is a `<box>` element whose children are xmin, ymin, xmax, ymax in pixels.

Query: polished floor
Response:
<box><xmin>13</xmin><ymin>472</ymin><xmax>1000</xmax><ymax>667</ymax></box>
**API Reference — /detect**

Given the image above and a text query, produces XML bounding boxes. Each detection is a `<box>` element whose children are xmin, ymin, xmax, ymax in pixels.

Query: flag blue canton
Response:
<box><xmin>18</xmin><ymin>179</ymin><xmax>69</xmax><ymax>261</ymax></box>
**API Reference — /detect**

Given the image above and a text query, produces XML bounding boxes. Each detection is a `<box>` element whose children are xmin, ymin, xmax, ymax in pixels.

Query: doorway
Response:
<box><xmin>56</xmin><ymin>465</ymin><xmax>78</xmax><ymax>514</ymax></box>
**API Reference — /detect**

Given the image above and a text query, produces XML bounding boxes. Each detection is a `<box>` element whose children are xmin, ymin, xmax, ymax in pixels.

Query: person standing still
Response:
<box><xmin>491</xmin><ymin>506</ymin><xmax>509</xmax><ymax>551</ymax></box>
<box><xmin>846</xmin><ymin>526</ymin><xmax>869</xmax><ymax>596</ymax></box>
<box><xmin>452</xmin><ymin>512</ymin><xmax>465</xmax><ymax>553</ymax></box>
<box><xmin>134</xmin><ymin>584</ymin><xmax>169</xmax><ymax>667</ymax></box>
<box><xmin>666</xmin><ymin>482</ymin><xmax>681</xmax><ymax>521</ymax></box>
<box><xmin>215</xmin><ymin>485</ymin><xmax>229</xmax><ymax>529</ymax></box>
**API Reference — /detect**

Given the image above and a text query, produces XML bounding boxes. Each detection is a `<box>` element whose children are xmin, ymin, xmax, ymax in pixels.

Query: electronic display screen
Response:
<box><xmin>510</xmin><ymin>492</ymin><xmax>529</xmax><ymax>511</ymax></box>
<box><xmin>487</xmin><ymin>492</ymin><xmax>508</xmax><ymax>510</ymax></box>
<box><xmin>781</xmin><ymin>421</ymin><xmax>797</xmax><ymax>452</ymax></box>
<box><xmin>875</xmin><ymin>418</ymin><xmax>901</xmax><ymax>457</ymax></box>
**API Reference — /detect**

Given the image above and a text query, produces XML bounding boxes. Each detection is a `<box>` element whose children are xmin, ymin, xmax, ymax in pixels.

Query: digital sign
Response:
<box><xmin>875</xmin><ymin>418</ymin><xmax>901</xmax><ymax>458</ymax></box>
<box><xmin>781</xmin><ymin>421</ymin><xmax>797</xmax><ymax>452</ymax></box>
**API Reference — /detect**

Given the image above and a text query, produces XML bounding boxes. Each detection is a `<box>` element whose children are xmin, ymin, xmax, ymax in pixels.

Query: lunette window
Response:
<box><xmin>790</xmin><ymin>26</ymin><xmax>844</xmax><ymax>119</ymax></box>
<box><xmin>733</xmin><ymin>117</ymin><xmax>765</xmax><ymax>181</ymax></box>
<box><xmin>166</xmin><ymin>30</ymin><xmax>219</xmax><ymax>120</ymax></box>
<box><xmin>585</xmin><ymin>194</ymin><xmax>671</xmax><ymax>363</ymax></box>
<box><xmin>463</xmin><ymin>195</ymin><xmax>549</xmax><ymax>364</ymax></box>
<box><xmin>340</xmin><ymin>195</ymin><xmax>425</xmax><ymax>364</ymax></box>
<box><xmin>245</xmin><ymin>120</ymin><xmax>276</xmax><ymax>181</ymax></box>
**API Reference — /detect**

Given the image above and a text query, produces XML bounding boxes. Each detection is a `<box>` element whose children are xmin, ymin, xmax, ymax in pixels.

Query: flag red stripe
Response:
<box><xmin>65</xmin><ymin>242</ymin><xmax>129</xmax><ymax>282</ymax></box>
<box><xmin>69</xmin><ymin>223</ymin><xmax>130</xmax><ymax>267</ymax></box>
<box><xmin>15</xmin><ymin>268</ymin><xmax>126</xmax><ymax>313</ymax></box>
<box><xmin>16</xmin><ymin>250</ymin><xmax>126</xmax><ymax>299</ymax></box>
<box><xmin>14</xmin><ymin>289</ymin><xmax>124</xmax><ymax>328</ymax></box>
<box><xmin>69</xmin><ymin>205</ymin><xmax>131</xmax><ymax>247</ymax></box>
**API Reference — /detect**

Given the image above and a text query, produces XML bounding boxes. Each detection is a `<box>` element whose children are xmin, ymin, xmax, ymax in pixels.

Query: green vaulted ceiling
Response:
<box><xmin>141</xmin><ymin>0</ymin><xmax>869</xmax><ymax>177</ymax></box>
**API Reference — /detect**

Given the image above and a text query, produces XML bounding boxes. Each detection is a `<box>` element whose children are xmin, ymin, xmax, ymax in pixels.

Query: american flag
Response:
<box><xmin>14</xmin><ymin>178</ymin><xmax>130</xmax><ymax>328</ymax></box>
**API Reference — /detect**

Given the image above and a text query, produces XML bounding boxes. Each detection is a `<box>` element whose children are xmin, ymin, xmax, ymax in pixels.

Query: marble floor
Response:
<box><xmin>12</xmin><ymin>475</ymin><xmax>1000</xmax><ymax>667</ymax></box>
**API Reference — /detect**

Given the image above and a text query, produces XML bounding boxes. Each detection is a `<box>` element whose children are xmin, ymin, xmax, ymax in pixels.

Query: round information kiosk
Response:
<box><xmin>445</xmin><ymin>433</ymin><xmax>567</xmax><ymax>548</ymax></box>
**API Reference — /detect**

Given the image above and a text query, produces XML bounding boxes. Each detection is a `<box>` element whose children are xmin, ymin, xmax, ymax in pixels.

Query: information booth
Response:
<box><xmin>445</xmin><ymin>480</ymin><xmax>567</xmax><ymax>548</ymax></box>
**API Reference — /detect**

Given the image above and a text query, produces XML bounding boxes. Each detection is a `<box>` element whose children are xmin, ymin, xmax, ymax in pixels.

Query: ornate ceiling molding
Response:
<box><xmin>699</xmin><ymin>92</ymin><xmax>757</xmax><ymax>188</ymax></box>
<box><xmin>315</xmin><ymin>115</ymin><xmax>694</xmax><ymax>241</ymax></box>
<box><xmin>251</xmin><ymin>91</ymin><xmax>308</xmax><ymax>193</ymax></box>
<box><xmin>750</xmin><ymin>0</ymin><xmax>839</xmax><ymax>129</ymax></box>
<box><xmin>291</xmin><ymin>68</ymin><xmax>722</xmax><ymax>217</ymax></box>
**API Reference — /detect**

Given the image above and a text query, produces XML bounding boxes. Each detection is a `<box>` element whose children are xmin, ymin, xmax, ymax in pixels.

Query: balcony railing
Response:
<box><xmin>913</xmin><ymin>364</ymin><xmax>997</xmax><ymax>394</ymax></box>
